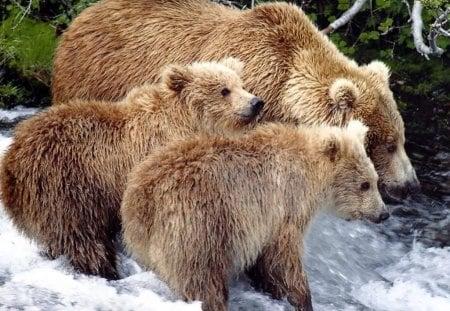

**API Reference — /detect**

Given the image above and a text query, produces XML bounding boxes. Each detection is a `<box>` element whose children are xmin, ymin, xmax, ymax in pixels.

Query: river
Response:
<box><xmin>0</xmin><ymin>106</ymin><xmax>448</xmax><ymax>311</ymax></box>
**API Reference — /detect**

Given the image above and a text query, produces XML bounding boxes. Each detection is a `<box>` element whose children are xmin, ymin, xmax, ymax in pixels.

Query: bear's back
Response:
<box><xmin>51</xmin><ymin>0</ymin><xmax>333</xmax><ymax>105</ymax></box>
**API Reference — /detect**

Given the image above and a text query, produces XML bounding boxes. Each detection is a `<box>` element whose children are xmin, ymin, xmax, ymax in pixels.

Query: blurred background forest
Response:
<box><xmin>0</xmin><ymin>0</ymin><xmax>448</xmax><ymax>144</ymax></box>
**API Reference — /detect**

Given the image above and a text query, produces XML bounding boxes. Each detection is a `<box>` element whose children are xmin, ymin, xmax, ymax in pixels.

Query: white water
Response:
<box><xmin>0</xmin><ymin>108</ymin><xmax>449</xmax><ymax>311</ymax></box>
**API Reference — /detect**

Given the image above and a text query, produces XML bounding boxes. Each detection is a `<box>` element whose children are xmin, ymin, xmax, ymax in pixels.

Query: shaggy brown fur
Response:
<box><xmin>52</xmin><ymin>0</ymin><xmax>419</xmax><ymax>201</ymax></box>
<box><xmin>0</xmin><ymin>59</ymin><xmax>262</xmax><ymax>280</ymax></box>
<box><xmin>121</xmin><ymin>121</ymin><xmax>388</xmax><ymax>311</ymax></box>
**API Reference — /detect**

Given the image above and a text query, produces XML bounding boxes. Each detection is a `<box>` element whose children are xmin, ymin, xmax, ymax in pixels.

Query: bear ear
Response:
<box><xmin>365</xmin><ymin>60</ymin><xmax>390</xmax><ymax>83</ymax></box>
<box><xmin>162</xmin><ymin>64</ymin><xmax>194</xmax><ymax>93</ymax></box>
<box><xmin>329</xmin><ymin>78</ymin><xmax>360</xmax><ymax>111</ymax></box>
<box><xmin>219</xmin><ymin>57</ymin><xmax>244</xmax><ymax>76</ymax></box>
<box><xmin>347</xmin><ymin>120</ymin><xmax>369</xmax><ymax>145</ymax></box>
<box><xmin>328</xmin><ymin>78</ymin><xmax>359</xmax><ymax>125</ymax></box>
<box><xmin>322</xmin><ymin>134</ymin><xmax>341</xmax><ymax>162</ymax></box>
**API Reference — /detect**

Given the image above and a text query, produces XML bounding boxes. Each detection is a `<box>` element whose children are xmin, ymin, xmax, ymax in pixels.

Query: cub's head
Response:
<box><xmin>320</xmin><ymin>120</ymin><xmax>389</xmax><ymax>223</ymax></box>
<box><xmin>161</xmin><ymin>57</ymin><xmax>264</xmax><ymax>133</ymax></box>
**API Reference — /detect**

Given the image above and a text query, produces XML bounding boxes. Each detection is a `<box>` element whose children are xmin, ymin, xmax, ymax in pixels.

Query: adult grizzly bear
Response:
<box><xmin>121</xmin><ymin>121</ymin><xmax>388</xmax><ymax>311</ymax></box>
<box><xmin>1</xmin><ymin>59</ymin><xmax>264</xmax><ymax>280</ymax></box>
<box><xmin>51</xmin><ymin>0</ymin><xmax>420</xmax><ymax>202</ymax></box>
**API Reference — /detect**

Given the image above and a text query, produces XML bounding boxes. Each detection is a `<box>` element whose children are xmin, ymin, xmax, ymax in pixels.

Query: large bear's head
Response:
<box><xmin>357</xmin><ymin>61</ymin><xmax>420</xmax><ymax>202</ymax></box>
<box><xmin>161</xmin><ymin>57</ymin><xmax>264</xmax><ymax>134</ymax></box>
<box><xmin>285</xmin><ymin>57</ymin><xmax>420</xmax><ymax>203</ymax></box>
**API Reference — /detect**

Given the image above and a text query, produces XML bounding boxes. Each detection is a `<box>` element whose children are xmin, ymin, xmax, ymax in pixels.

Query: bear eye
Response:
<box><xmin>387</xmin><ymin>145</ymin><xmax>397</xmax><ymax>153</ymax></box>
<box><xmin>221</xmin><ymin>88</ymin><xmax>231</xmax><ymax>97</ymax></box>
<box><xmin>360</xmin><ymin>182</ymin><xmax>370</xmax><ymax>191</ymax></box>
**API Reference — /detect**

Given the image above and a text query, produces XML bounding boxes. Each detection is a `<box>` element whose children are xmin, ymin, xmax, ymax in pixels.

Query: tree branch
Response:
<box><xmin>411</xmin><ymin>1</ymin><xmax>448</xmax><ymax>59</ymax></box>
<box><xmin>431</xmin><ymin>7</ymin><xmax>450</xmax><ymax>37</ymax></box>
<box><xmin>402</xmin><ymin>0</ymin><xmax>412</xmax><ymax>20</ymax></box>
<box><xmin>322</xmin><ymin>0</ymin><xmax>369</xmax><ymax>35</ymax></box>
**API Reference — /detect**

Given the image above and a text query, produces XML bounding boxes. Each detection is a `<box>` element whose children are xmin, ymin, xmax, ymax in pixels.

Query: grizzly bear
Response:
<box><xmin>51</xmin><ymin>0</ymin><xmax>420</xmax><ymax>202</ymax></box>
<box><xmin>121</xmin><ymin>120</ymin><xmax>388</xmax><ymax>311</ymax></box>
<box><xmin>0</xmin><ymin>58</ymin><xmax>264</xmax><ymax>280</ymax></box>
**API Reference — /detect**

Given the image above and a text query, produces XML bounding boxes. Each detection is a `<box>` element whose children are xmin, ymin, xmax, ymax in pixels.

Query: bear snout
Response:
<box><xmin>407</xmin><ymin>179</ymin><xmax>421</xmax><ymax>194</ymax></box>
<box><xmin>380</xmin><ymin>180</ymin><xmax>420</xmax><ymax>204</ymax></box>
<box><xmin>379</xmin><ymin>211</ymin><xmax>390</xmax><ymax>222</ymax></box>
<box><xmin>370</xmin><ymin>206</ymin><xmax>390</xmax><ymax>224</ymax></box>
<box><xmin>238</xmin><ymin>97</ymin><xmax>265</xmax><ymax>123</ymax></box>
<box><xmin>249</xmin><ymin>97</ymin><xmax>265</xmax><ymax>114</ymax></box>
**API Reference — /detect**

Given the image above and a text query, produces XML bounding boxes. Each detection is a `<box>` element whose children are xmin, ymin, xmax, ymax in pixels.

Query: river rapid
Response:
<box><xmin>0</xmin><ymin>106</ymin><xmax>448</xmax><ymax>311</ymax></box>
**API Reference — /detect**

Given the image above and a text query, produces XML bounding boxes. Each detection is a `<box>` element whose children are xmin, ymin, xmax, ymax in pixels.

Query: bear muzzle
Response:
<box><xmin>370</xmin><ymin>208</ymin><xmax>390</xmax><ymax>224</ymax></box>
<box><xmin>249</xmin><ymin>97</ymin><xmax>265</xmax><ymax>113</ymax></box>
<box><xmin>380</xmin><ymin>178</ymin><xmax>421</xmax><ymax>204</ymax></box>
<box><xmin>378</xmin><ymin>211</ymin><xmax>390</xmax><ymax>222</ymax></box>
<box><xmin>238</xmin><ymin>97</ymin><xmax>265</xmax><ymax>123</ymax></box>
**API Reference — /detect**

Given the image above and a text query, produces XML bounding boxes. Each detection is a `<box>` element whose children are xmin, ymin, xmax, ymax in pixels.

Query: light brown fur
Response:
<box><xmin>121</xmin><ymin>121</ymin><xmax>387</xmax><ymax>311</ymax></box>
<box><xmin>0</xmin><ymin>59</ymin><xmax>262</xmax><ymax>280</ymax></box>
<box><xmin>52</xmin><ymin>0</ymin><xmax>419</xmax><ymax>200</ymax></box>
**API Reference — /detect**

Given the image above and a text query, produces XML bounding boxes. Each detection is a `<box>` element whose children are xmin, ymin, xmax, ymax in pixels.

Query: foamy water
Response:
<box><xmin>0</xmin><ymin>108</ymin><xmax>449</xmax><ymax>311</ymax></box>
<box><xmin>0</xmin><ymin>106</ymin><xmax>40</xmax><ymax>122</ymax></box>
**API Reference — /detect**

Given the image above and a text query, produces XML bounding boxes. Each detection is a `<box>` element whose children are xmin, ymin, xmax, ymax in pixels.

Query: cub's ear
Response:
<box><xmin>328</xmin><ymin>78</ymin><xmax>359</xmax><ymax>126</ymax></box>
<box><xmin>322</xmin><ymin>134</ymin><xmax>341</xmax><ymax>162</ymax></box>
<box><xmin>365</xmin><ymin>60</ymin><xmax>390</xmax><ymax>84</ymax></box>
<box><xmin>219</xmin><ymin>57</ymin><xmax>244</xmax><ymax>76</ymax></box>
<box><xmin>347</xmin><ymin>120</ymin><xmax>369</xmax><ymax>145</ymax></box>
<box><xmin>161</xmin><ymin>64</ymin><xmax>194</xmax><ymax>93</ymax></box>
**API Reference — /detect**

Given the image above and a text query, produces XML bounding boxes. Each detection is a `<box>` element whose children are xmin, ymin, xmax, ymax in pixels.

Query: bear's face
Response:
<box><xmin>286</xmin><ymin>59</ymin><xmax>419</xmax><ymax>203</ymax></box>
<box><xmin>323</xmin><ymin>121</ymin><xmax>389</xmax><ymax>223</ymax></box>
<box><xmin>360</xmin><ymin>62</ymin><xmax>420</xmax><ymax>203</ymax></box>
<box><xmin>365</xmin><ymin>105</ymin><xmax>419</xmax><ymax>203</ymax></box>
<box><xmin>162</xmin><ymin>58</ymin><xmax>264</xmax><ymax>133</ymax></box>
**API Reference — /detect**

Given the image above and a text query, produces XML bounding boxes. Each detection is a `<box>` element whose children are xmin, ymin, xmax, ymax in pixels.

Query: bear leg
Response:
<box><xmin>179</xmin><ymin>263</ymin><xmax>228</xmax><ymax>311</ymax></box>
<box><xmin>62</xmin><ymin>230</ymin><xmax>119</xmax><ymax>280</ymax></box>
<box><xmin>246</xmin><ymin>224</ymin><xmax>313</xmax><ymax>311</ymax></box>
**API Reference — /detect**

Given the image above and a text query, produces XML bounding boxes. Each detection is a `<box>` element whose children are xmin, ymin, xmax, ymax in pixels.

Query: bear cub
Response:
<box><xmin>0</xmin><ymin>58</ymin><xmax>263</xmax><ymax>280</ymax></box>
<box><xmin>121</xmin><ymin>120</ymin><xmax>388</xmax><ymax>311</ymax></box>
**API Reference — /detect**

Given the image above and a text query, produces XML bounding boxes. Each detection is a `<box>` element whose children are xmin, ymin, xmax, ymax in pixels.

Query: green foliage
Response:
<box><xmin>358</xmin><ymin>30</ymin><xmax>380</xmax><ymax>43</ymax></box>
<box><xmin>375</xmin><ymin>0</ymin><xmax>392</xmax><ymax>10</ymax></box>
<box><xmin>0</xmin><ymin>82</ymin><xmax>24</xmax><ymax>108</ymax></box>
<box><xmin>0</xmin><ymin>0</ymin><xmax>98</xmax><ymax>108</ymax></box>
<box><xmin>1</xmin><ymin>9</ymin><xmax>57</xmax><ymax>85</ymax></box>
<box><xmin>330</xmin><ymin>33</ymin><xmax>356</xmax><ymax>56</ymax></box>
<box><xmin>337</xmin><ymin>0</ymin><xmax>351</xmax><ymax>11</ymax></box>
<box><xmin>420</xmin><ymin>0</ymin><xmax>447</xmax><ymax>9</ymax></box>
<box><xmin>4</xmin><ymin>0</ymin><xmax>99</xmax><ymax>29</ymax></box>
<box><xmin>378</xmin><ymin>18</ymin><xmax>393</xmax><ymax>33</ymax></box>
<box><xmin>391</xmin><ymin>57</ymin><xmax>450</xmax><ymax>102</ymax></box>
<box><xmin>51</xmin><ymin>0</ymin><xmax>99</xmax><ymax>28</ymax></box>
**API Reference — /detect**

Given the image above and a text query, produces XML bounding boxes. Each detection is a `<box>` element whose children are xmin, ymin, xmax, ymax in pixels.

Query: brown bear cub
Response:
<box><xmin>0</xmin><ymin>58</ymin><xmax>263</xmax><ymax>280</ymax></box>
<box><xmin>52</xmin><ymin>0</ymin><xmax>420</xmax><ymax>201</ymax></box>
<box><xmin>121</xmin><ymin>120</ymin><xmax>388</xmax><ymax>311</ymax></box>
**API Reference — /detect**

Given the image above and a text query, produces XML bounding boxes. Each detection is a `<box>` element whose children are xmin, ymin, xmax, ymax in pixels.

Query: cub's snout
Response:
<box><xmin>370</xmin><ymin>205</ymin><xmax>390</xmax><ymax>224</ymax></box>
<box><xmin>239</xmin><ymin>96</ymin><xmax>264</xmax><ymax>122</ymax></box>
<box><xmin>250</xmin><ymin>97</ymin><xmax>264</xmax><ymax>114</ymax></box>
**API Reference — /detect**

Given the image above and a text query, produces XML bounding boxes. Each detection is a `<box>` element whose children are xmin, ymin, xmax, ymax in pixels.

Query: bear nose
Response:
<box><xmin>249</xmin><ymin>97</ymin><xmax>264</xmax><ymax>114</ymax></box>
<box><xmin>407</xmin><ymin>179</ymin><xmax>421</xmax><ymax>194</ymax></box>
<box><xmin>379</xmin><ymin>211</ymin><xmax>390</xmax><ymax>222</ymax></box>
